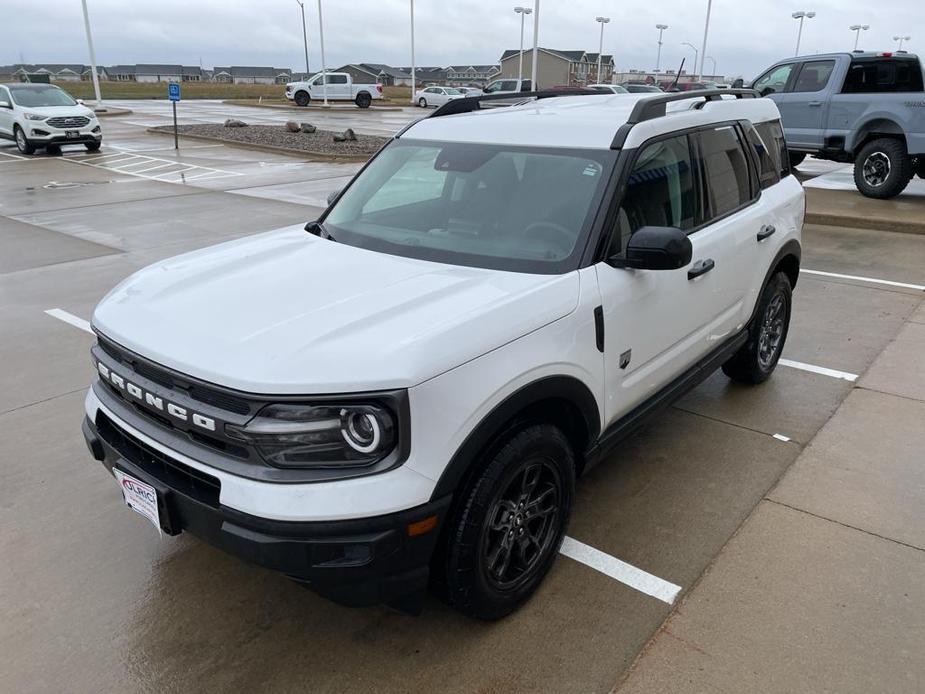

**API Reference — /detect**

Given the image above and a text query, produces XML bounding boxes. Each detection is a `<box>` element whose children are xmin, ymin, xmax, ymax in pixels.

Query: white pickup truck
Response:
<box><xmin>285</xmin><ymin>72</ymin><xmax>383</xmax><ymax>108</ymax></box>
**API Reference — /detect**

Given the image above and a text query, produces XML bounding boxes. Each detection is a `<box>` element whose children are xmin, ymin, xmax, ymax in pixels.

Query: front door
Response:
<box><xmin>0</xmin><ymin>87</ymin><xmax>14</xmax><ymax>138</ymax></box>
<box><xmin>777</xmin><ymin>59</ymin><xmax>836</xmax><ymax>149</ymax></box>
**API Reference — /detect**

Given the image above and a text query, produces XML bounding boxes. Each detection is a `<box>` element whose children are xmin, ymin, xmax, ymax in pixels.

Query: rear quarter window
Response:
<box><xmin>743</xmin><ymin>122</ymin><xmax>781</xmax><ymax>189</ymax></box>
<box><xmin>754</xmin><ymin>120</ymin><xmax>790</xmax><ymax>180</ymax></box>
<box><xmin>842</xmin><ymin>58</ymin><xmax>925</xmax><ymax>93</ymax></box>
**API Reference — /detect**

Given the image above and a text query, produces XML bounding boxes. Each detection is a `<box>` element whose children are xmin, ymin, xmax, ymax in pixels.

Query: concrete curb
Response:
<box><xmin>804</xmin><ymin>187</ymin><xmax>925</xmax><ymax>236</ymax></box>
<box><xmin>221</xmin><ymin>99</ymin><xmax>403</xmax><ymax>112</ymax></box>
<box><xmin>145</xmin><ymin>127</ymin><xmax>373</xmax><ymax>162</ymax></box>
<box><xmin>93</xmin><ymin>107</ymin><xmax>133</xmax><ymax>117</ymax></box>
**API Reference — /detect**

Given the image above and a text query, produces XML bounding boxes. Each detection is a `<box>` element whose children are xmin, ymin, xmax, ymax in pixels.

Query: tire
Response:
<box><xmin>355</xmin><ymin>92</ymin><xmax>372</xmax><ymax>108</ymax></box>
<box><xmin>788</xmin><ymin>151</ymin><xmax>806</xmax><ymax>168</ymax></box>
<box><xmin>14</xmin><ymin>126</ymin><xmax>35</xmax><ymax>155</ymax></box>
<box><xmin>46</xmin><ymin>144</ymin><xmax>61</xmax><ymax>155</ymax></box>
<box><xmin>914</xmin><ymin>156</ymin><xmax>925</xmax><ymax>180</ymax></box>
<box><xmin>853</xmin><ymin>138</ymin><xmax>914</xmax><ymax>199</ymax></box>
<box><xmin>418</xmin><ymin>97</ymin><xmax>427</xmax><ymax>108</ymax></box>
<box><xmin>722</xmin><ymin>272</ymin><xmax>792</xmax><ymax>385</ymax></box>
<box><xmin>85</xmin><ymin>141</ymin><xmax>101</xmax><ymax>152</ymax></box>
<box><xmin>440</xmin><ymin>423</ymin><xmax>575</xmax><ymax>620</ymax></box>
<box><xmin>294</xmin><ymin>91</ymin><xmax>310</xmax><ymax>107</ymax></box>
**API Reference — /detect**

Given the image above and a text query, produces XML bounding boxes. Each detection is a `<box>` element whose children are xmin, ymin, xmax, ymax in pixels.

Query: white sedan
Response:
<box><xmin>415</xmin><ymin>86</ymin><xmax>465</xmax><ymax>108</ymax></box>
<box><xmin>587</xmin><ymin>83</ymin><xmax>629</xmax><ymax>94</ymax></box>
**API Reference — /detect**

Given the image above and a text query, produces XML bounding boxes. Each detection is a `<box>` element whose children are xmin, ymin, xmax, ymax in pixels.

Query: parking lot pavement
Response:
<box><xmin>2</xmin><ymin>109</ymin><xmax>925</xmax><ymax>693</ymax></box>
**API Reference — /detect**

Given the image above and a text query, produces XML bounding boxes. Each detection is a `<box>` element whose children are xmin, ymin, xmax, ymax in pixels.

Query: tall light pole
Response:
<box><xmin>849</xmin><ymin>24</ymin><xmax>869</xmax><ymax>51</ymax></box>
<box><xmin>682</xmin><ymin>41</ymin><xmax>698</xmax><ymax>81</ymax></box>
<box><xmin>697</xmin><ymin>0</ymin><xmax>713</xmax><ymax>80</ymax></box>
<box><xmin>705</xmin><ymin>55</ymin><xmax>716</xmax><ymax>78</ymax></box>
<box><xmin>80</xmin><ymin>0</ymin><xmax>102</xmax><ymax>108</ymax></box>
<box><xmin>410</xmin><ymin>0</ymin><xmax>416</xmax><ymax>104</ymax></box>
<box><xmin>655</xmin><ymin>24</ymin><xmax>668</xmax><ymax>72</ymax></box>
<box><xmin>893</xmin><ymin>35</ymin><xmax>911</xmax><ymax>50</ymax></box>
<box><xmin>316</xmin><ymin>0</ymin><xmax>328</xmax><ymax>106</ymax></box>
<box><xmin>296</xmin><ymin>0</ymin><xmax>310</xmax><ymax>76</ymax></box>
<box><xmin>595</xmin><ymin>17</ymin><xmax>610</xmax><ymax>84</ymax></box>
<box><xmin>514</xmin><ymin>7</ymin><xmax>532</xmax><ymax>86</ymax></box>
<box><xmin>530</xmin><ymin>0</ymin><xmax>540</xmax><ymax>90</ymax></box>
<box><xmin>792</xmin><ymin>11</ymin><xmax>816</xmax><ymax>56</ymax></box>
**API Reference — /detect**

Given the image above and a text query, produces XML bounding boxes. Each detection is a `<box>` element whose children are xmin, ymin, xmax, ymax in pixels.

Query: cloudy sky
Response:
<box><xmin>3</xmin><ymin>0</ymin><xmax>922</xmax><ymax>79</ymax></box>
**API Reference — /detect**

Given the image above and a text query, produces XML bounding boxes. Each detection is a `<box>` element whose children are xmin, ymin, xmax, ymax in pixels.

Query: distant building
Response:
<box><xmin>3</xmin><ymin>63</ymin><xmax>95</xmax><ymax>82</ymax></box>
<box><xmin>445</xmin><ymin>65</ymin><xmax>500</xmax><ymax>87</ymax></box>
<box><xmin>397</xmin><ymin>66</ymin><xmax>448</xmax><ymax>85</ymax></box>
<box><xmin>135</xmin><ymin>64</ymin><xmax>184</xmax><ymax>82</ymax></box>
<box><xmin>498</xmin><ymin>49</ymin><xmax>614</xmax><ymax>87</ymax></box>
<box><xmin>612</xmin><ymin>69</ymin><xmax>725</xmax><ymax>86</ymax></box>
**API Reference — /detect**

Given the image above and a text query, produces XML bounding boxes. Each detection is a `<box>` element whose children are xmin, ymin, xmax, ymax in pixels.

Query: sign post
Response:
<box><xmin>168</xmin><ymin>82</ymin><xmax>181</xmax><ymax>150</ymax></box>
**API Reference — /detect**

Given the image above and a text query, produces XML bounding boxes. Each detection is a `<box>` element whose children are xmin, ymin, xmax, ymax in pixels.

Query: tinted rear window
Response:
<box><xmin>842</xmin><ymin>58</ymin><xmax>924</xmax><ymax>93</ymax></box>
<box><xmin>698</xmin><ymin>126</ymin><xmax>753</xmax><ymax>219</ymax></box>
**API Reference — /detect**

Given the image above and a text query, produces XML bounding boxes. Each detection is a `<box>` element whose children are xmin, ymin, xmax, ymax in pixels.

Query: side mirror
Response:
<box><xmin>76</xmin><ymin>98</ymin><xmax>85</xmax><ymax>105</ymax></box>
<box><xmin>0</xmin><ymin>100</ymin><xmax>10</xmax><ymax>109</ymax></box>
<box><xmin>326</xmin><ymin>189</ymin><xmax>341</xmax><ymax>206</ymax></box>
<box><xmin>610</xmin><ymin>226</ymin><xmax>692</xmax><ymax>270</ymax></box>
<box><xmin>732</xmin><ymin>78</ymin><xmax>745</xmax><ymax>89</ymax></box>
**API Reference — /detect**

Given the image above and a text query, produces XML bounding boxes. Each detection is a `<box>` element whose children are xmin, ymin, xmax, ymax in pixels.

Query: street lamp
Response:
<box><xmin>705</xmin><ymin>55</ymin><xmax>716</xmax><ymax>78</ymax></box>
<box><xmin>410</xmin><ymin>0</ymin><xmax>416</xmax><ymax>105</ymax></box>
<box><xmin>682</xmin><ymin>41</ymin><xmax>698</xmax><ymax>81</ymax></box>
<box><xmin>595</xmin><ymin>16</ymin><xmax>610</xmax><ymax>84</ymax></box>
<box><xmin>296</xmin><ymin>0</ymin><xmax>310</xmax><ymax>76</ymax></box>
<box><xmin>849</xmin><ymin>24</ymin><xmax>869</xmax><ymax>51</ymax></box>
<box><xmin>80</xmin><ymin>0</ymin><xmax>103</xmax><ymax>108</ymax></box>
<box><xmin>792</xmin><ymin>11</ymin><xmax>816</xmax><ymax>56</ymax></box>
<box><xmin>316</xmin><ymin>0</ymin><xmax>328</xmax><ymax>106</ymax></box>
<box><xmin>530</xmin><ymin>0</ymin><xmax>540</xmax><ymax>90</ymax></box>
<box><xmin>655</xmin><ymin>24</ymin><xmax>668</xmax><ymax>72</ymax></box>
<box><xmin>893</xmin><ymin>35</ymin><xmax>911</xmax><ymax>50</ymax></box>
<box><xmin>698</xmin><ymin>0</ymin><xmax>713</xmax><ymax>80</ymax></box>
<box><xmin>514</xmin><ymin>7</ymin><xmax>533</xmax><ymax>86</ymax></box>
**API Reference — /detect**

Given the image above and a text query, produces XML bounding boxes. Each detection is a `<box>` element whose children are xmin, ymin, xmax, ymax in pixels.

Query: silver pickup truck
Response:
<box><xmin>752</xmin><ymin>51</ymin><xmax>925</xmax><ymax>198</ymax></box>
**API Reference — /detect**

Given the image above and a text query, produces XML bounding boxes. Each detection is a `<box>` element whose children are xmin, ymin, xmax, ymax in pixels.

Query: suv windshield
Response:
<box><xmin>324</xmin><ymin>139</ymin><xmax>615</xmax><ymax>273</ymax></box>
<box><xmin>9</xmin><ymin>85</ymin><xmax>77</xmax><ymax>107</ymax></box>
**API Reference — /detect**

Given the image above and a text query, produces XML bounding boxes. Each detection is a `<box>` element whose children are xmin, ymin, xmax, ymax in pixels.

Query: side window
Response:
<box><xmin>500</xmin><ymin>80</ymin><xmax>518</xmax><ymax>91</ymax></box>
<box><xmin>842</xmin><ymin>59</ymin><xmax>925</xmax><ymax>93</ymax></box>
<box><xmin>484</xmin><ymin>80</ymin><xmax>502</xmax><ymax>93</ymax></box>
<box><xmin>743</xmin><ymin>122</ymin><xmax>780</xmax><ymax>189</ymax></box>
<box><xmin>327</xmin><ymin>74</ymin><xmax>348</xmax><ymax>85</ymax></box>
<box><xmin>792</xmin><ymin>60</ymin><xmax>835</xmax><ymax>92</ymax></box>
<box><xmin>753</xmin><ymin>63</ymin><xmax>795</xmax><ymax>96</ymax></box>
<box><xmin>755</xmin><ymin>120</ymin><xmax>791</xmax><ymax>180</ymax></box>
<box><xmin>698</xmin><ymin>125</ymin><xmax>753</xmax><ymax>220</ymax></box>
<box><xmin>521</xmin><ymin>79</ymin><xmax>532</xmax><ymax>92</ymax></box>
<box><xmin>610</xmin><ymin>134</ymin><xmax>697</xmax><ymax>256</ymax></box>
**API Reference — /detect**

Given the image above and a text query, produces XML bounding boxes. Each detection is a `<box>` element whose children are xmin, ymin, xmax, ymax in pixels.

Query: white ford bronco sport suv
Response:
<box><xmin>82</xmin><ymin>88</ymin><xmax>803</xmax><ymax>619</ymax></box>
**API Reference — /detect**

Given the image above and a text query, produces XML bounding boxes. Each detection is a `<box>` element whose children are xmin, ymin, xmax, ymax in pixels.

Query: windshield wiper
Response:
<box><xmin>304</xmin><ymin>220</ymin><xmax>336</xmax><ymax>242</ymax></box>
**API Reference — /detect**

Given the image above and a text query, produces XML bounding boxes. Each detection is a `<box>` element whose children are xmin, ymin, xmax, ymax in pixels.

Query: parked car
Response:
<box><xmin>83</xmin><ymin>88</ymin><xmax>803</xmax><ymax>620</ymax></box>
<box><xmin>587</xmin><ymin>84</ymin><xmax>629</xmax><ymax>94</ymax></box>
<box><xmin>415</xmin><ymin>86</ymin><xmax>465</xmax><ymax>108</ymax></box>
<box><xmin>285</xmin><ymin>72</ymin><xmax>383</xmax><ymax>108</ymax></box>
<box><xmin>455</xmin><ymin>87</ymin><xmax>484</xmax><ymax>97</ymax></box>
<box><xmin>0</xmin><ymin>83</ymin><xmax>102</xmax><ymax>155</ymax></box>
<box><xmin>659</xmin><ymin>81</ymin><xmax>708</xmax><ymax>92</ymax></box>
<box><xmin>480</xmin><ymin>78</ymin><xmax>534</xmax><ymax>107</ymax></box>
<box><xmin>751</xmin><ymin>51</ymin><xmax>925</xmax><ymax>197</ymax></box>
<box><xmin>622</xmin><ymin>83</ymin><xmax>663</xmax><ymax>93</ymax></box>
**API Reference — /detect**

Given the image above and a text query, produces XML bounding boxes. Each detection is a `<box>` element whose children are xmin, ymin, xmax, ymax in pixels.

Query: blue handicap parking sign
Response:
<box><xmin>168</xmin><ymin>82</ymin><xmax>181</xmax><ymax>101</ymax></box>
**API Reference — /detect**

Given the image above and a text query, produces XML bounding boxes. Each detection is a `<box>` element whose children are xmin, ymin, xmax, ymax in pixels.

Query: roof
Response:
<box><xmin>136</xmin><ymin>64</ymin><xmax>183</xmax><ymax>75</ymax></box>
<box><xmin>400</xmin><ymin>92</ymin><xmax>782</xmax><ymax>151</ymax></box>
<box><xmin>500</xmin><ymin>48</ymin><xmax>592</xmax><ymax>63</ymax></box>
<box><xmin>360</xmin><ymin>63</ymin><xmax>411</xmax><ymax>79</ymax></box>
<box><xmin>585</xmin><ymin>54</ymin><xmax>614</xmax><ymax>64</ymax></box>
<box><xmin>230</xmin><ymin>66</ymin><xmax>285</xmax><ymax>78</ymax></box>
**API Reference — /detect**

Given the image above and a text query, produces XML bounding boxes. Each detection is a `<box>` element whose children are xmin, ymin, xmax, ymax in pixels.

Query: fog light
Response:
<box><xmin>32</xmin><ymin>129</ymin><xmax>49</xmax><ymax>136</ymax></box>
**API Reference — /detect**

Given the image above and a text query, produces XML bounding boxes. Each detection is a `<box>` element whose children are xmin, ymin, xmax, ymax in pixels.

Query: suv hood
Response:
<box><xmin>93</xmin><ymin>226</ymin><xmax>579</xmax><ymax>394</ymax></box>
<box><xmin>23</xmin><ymin>105</ymin><xmax>95</xmax><ymax>119</ymax></box>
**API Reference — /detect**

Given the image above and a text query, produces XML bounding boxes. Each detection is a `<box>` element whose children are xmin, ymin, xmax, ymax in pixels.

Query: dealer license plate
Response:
<box><xmin>65</xmin><ymin>130</ymin><xmax>80</xmax><ymax>139</ymax></box>
<box><xmin>113</xmin><ymin>468</ymin><xmax>161</xmax><ymax>531</ymax></box>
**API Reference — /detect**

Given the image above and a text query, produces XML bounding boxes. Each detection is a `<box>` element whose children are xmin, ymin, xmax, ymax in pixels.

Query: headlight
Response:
<box><xmin>24</xmin><ymin>113</ymin><xmax>46</xmax><ymax>121</ymax></box>
<box><xmin>226</xmin><ymin>403</ymin><xmax>396</xmax><ymax>468</ymax></box>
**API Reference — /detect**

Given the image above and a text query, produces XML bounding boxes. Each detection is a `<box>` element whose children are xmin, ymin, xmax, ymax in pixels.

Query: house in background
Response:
<box><xmin>499</xmin><ymin>48</ymin><xmax>614</xmax><ymax>87</ymax></box>
<box><xmin>227</xmin><ymin>66</ymin><xmax>291</xmax><ymax>84</ymax></box>
<box><xmin>106</xmin><ymin>65</ymin><xmax>137</xmax><ymax>81</ymax></box>
<box><xmin>5</xmin><ymin>64</ymin><xmax>91</xmax><ymax>82</ymax></box>
<box><xmin>135</xmin><ymin>64</ymin><xmax>183</xmax><ymax>83</ymax></box>
<box><xmin>181</xmin><ymin>66</ymin><xmax>203</xmax><ymax>82</ymax></box>
<box><xmin>397</xmin><ymin>66</ymin><xmax>448</xmax><ymax>85</ymax></box>
<box><xmin>445</xmin><ymin>65</ymin><xmax>500</xmax><ymax>87</ymax></box>
<box><xmin>212</xmin><ymin>67</ymin><xmax>232</xmax><ymax>83</ymax></box>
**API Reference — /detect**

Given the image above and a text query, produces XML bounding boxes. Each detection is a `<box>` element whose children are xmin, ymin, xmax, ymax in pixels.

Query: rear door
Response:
<box><xmin>327</xmin><ymin>73</ymin><xmax>349</xmax><ymax>99</ymax></box>
<box><xmin>780</xmin><ymin>59</ymin><xmax>837</xmax><ymax>148</ymax></box>
<box><xmin>0</xmin><ymin>86</ymin><xmax>13</xmax><ymax>138</ymax></box>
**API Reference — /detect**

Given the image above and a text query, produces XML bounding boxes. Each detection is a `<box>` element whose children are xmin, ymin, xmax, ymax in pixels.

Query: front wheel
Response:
<box><xmin>294</xmin><ymin>91</ymin><xmax>310</xmax><ymax>107</ymax></box>
<box><xmin>913</xmin><ymin>156</ymin><xmax>925</xmax><ymax>180</ymax></box>
<box><xmin>85</xmin><ymin>141</ymin><xmax>101</xmax><ymax>152</ymax></box>
<box><xmin>418</xmin><ymin>97</ymin><xmax>427</xmax><ymax>108</ymax></box>
<box><xmin>355</xmin><ymin>92</ymin><xmax>372</xmax><ymax>108</ymax></box>
<box><xmin>14</xmin><ymin>126</ymin><xmax>35</xmax><ymax>155</ymax></box>
<box><xmin>853</xmin><ymin>138</ymin><xmax>914</xmax><ymax>199</ymax></box>
<box><xmin>440</xmin><ymin>423</ymin><xmax>574</xmax><ymax>620</ymax></box>
<box><xmin>722</xmin><ymin>272</ymin><xmax>792</xmax><ymax>384</ymax></box>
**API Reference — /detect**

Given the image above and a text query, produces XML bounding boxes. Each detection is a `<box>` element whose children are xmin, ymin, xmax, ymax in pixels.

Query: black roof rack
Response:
<box><xmin>427</xmin><ymin>88</ymin><xmax>607</xmax><ymax>118</ymax></box>
<box><xmin>610</xmin><ymin>88</ymin><xmax>761</xmax><ymax>148</ymax></box>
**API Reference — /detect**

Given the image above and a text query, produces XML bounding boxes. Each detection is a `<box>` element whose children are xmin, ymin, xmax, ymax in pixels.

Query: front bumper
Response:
<box><xmin>28</xmin><ymin>127</ymin><xmax>101</xmax><ymax>146</ymax></box>
<box><xmin>82</xmin><ymin>412</ymin><xmax>451</xmax><ymax>612</ymax></box>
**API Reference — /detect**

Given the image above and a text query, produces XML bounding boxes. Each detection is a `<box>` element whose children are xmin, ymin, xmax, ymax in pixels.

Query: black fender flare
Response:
<box><xmin>430</xmin><ymin>375</ymin><xmax>601</xmax><ymax>501</ymax></box>
<box><xmin>748</xmin><ymin>238</ymin><xmax>801</xmax><ymax>326</ymax></box>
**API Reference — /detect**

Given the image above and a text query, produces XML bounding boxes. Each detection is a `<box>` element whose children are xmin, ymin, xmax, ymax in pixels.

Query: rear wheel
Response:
<box><xmin>14</xmin><ymin>126</ymin><xmax>35</xmax><ymax>155</ymax></box>
<box><xmin>722</xmin><ymin>272</ymin><xmax>792</xmax><ymax>384</ymax></box>
<box><xmin>853</xmin><ymin>137</ymin><xmax>914</xmax><ymax>199</ymax></box>
<box><xmin>355</xmin><ymin>92</ymin><xmax>372</xmax><ymax>108</ymax></box>
<box><xmin>85</xmin><ymin>141</ymin><xmax>101</xmax><ymax>152</ymax></box>
<box><xmin>788</xmin><ymin>151</ymin><xmax>806</xmax><ymax>168</ymax></box>
<box><xmin>440</xmin><ymin>423</ymin><xmax>574</xmax><ymax>620</ymax></box>
<box><xmin>294</xmin><ymin>90</ymin><xmax>310</xmax><ymax>107</ymax></box>
<box><xmin>418</xmin><ymin>97</ymin><xmax>427</xmax><ymax>108</ymax></box>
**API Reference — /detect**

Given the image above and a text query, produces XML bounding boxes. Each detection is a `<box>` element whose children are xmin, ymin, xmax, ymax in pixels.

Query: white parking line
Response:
<box><xmin>778</xmin><ymin>358</ymin><xmax>858</xmax><ymax>382</ymax></box>
<box><xmin>65</xmin><ymin>148</ymin><xmax>242</xmax><ymax>183</ymax></box>
<box><xmin>560</xmin><ymin>536</ymin><xmax>682</xmax><ymax>604</ymax></box>
<box><xmin>772</xmin><ymin>433</ymin><xmax>792</xmax><ymax>442</ymax></box>
<box><xmin>0</xmin><ymin>150</ymin><xmax>27</xmax><ymax>161</ymax></box>
<box><xmin>803</xmin><ymin>269</ymin><xmax>925</xmax><ymax>292</ymax></box>
<box><xmin>45</xmin><ymin>308</ymin><xmax>93</xmax><ymax>335</ymax></box>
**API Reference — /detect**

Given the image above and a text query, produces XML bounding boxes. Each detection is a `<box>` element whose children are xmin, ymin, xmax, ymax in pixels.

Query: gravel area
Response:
<box><xmin>152</xmin><ymin>123</ymin><xmax>387</xmax><ymax>157</ymax></box>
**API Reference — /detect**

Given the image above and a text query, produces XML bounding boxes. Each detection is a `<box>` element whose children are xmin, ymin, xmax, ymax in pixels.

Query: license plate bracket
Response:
<box><xmin>65</xmin><ymin>130</ymin><xmax>80</xmax><ymax>139</ymax></box>
<box><xmin>113</xmin><ymin>460</ymin><xmax>180</xmax><ymax>535</ymax></box>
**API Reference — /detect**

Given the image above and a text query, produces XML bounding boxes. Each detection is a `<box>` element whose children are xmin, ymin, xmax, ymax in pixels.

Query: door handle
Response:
<box><xmin>687</xmin><ymin>258</ymin><xmax>715</xmax><ymax>280</ymax></box>
<box><xmin>757</xmin><ymin>224</ymin><xmax>776</xmax><ymax>241</ymax></box>
<box><xmin>808</xmin><ymin>101</ymin><xmax>823</xmax><ymax>107</ymax></box>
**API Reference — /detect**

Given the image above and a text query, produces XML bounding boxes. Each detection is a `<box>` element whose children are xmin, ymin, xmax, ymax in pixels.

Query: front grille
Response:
<box><xmin>96</xmin><ymin>410</ymin><xmax>221</xmax><ymax>508</ymax></box>
<box><xmin>46</xmin><ymin>116</ymin><xmax>90</xmax><ymax>129</ymax></box>
<box><xmin>98</xmin><ymin>336</ymin><xmax>251</xmax><ymax>415</ymax></box>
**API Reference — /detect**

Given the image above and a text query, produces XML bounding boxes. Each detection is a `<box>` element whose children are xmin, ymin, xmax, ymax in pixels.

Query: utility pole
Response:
<box><xmin>530</xmin><ymin>0</ymin><xmax>540</xmax><ymax>89</ymax></box>
<box><xmin>297</xmin><ymin>0</ymin><xmax>310</xmax><ymax>76</ymax></box>
<box><xmin>80</xmin><ymin>0</ymin><xmax>103</xmax><ymax>108</ymax></box>
<box><xmin>655</xmin><ymin>24</ymin><xmax>668</xmax><ymax>72</ymax></box>
<box><xmin>697</xmin><ymin>0</ymin><xmax>713</xmax><ymax>81</ymax></box>
<box><xmin>410</xmin><ymin>0</ymin><xmax>416</xmax><ymax>104</ymax></box>
<box><xmin>514</xmin><ymin>7</ymin><xmax>532</xmax><ymax>86</ymax></box>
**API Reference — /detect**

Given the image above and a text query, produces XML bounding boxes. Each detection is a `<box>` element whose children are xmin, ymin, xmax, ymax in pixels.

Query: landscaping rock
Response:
<box><xmin>285</xmin><ymin>120</ymin><xmax>300</xmax><ymax>132</ymax></box>
<box><xmin>223</xmin><ymin>118</ymin><xmax>247</xmax><ymax>127</ymax></box>
<box><xmin>300</xmin><ymin>122</ymin><xmax>317</xmax><ymax>133</ymax></box>
<box><xmin>333</xmin><ymin>128</ymin><xmax>357</xmax><ymax>143</ymax></box>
